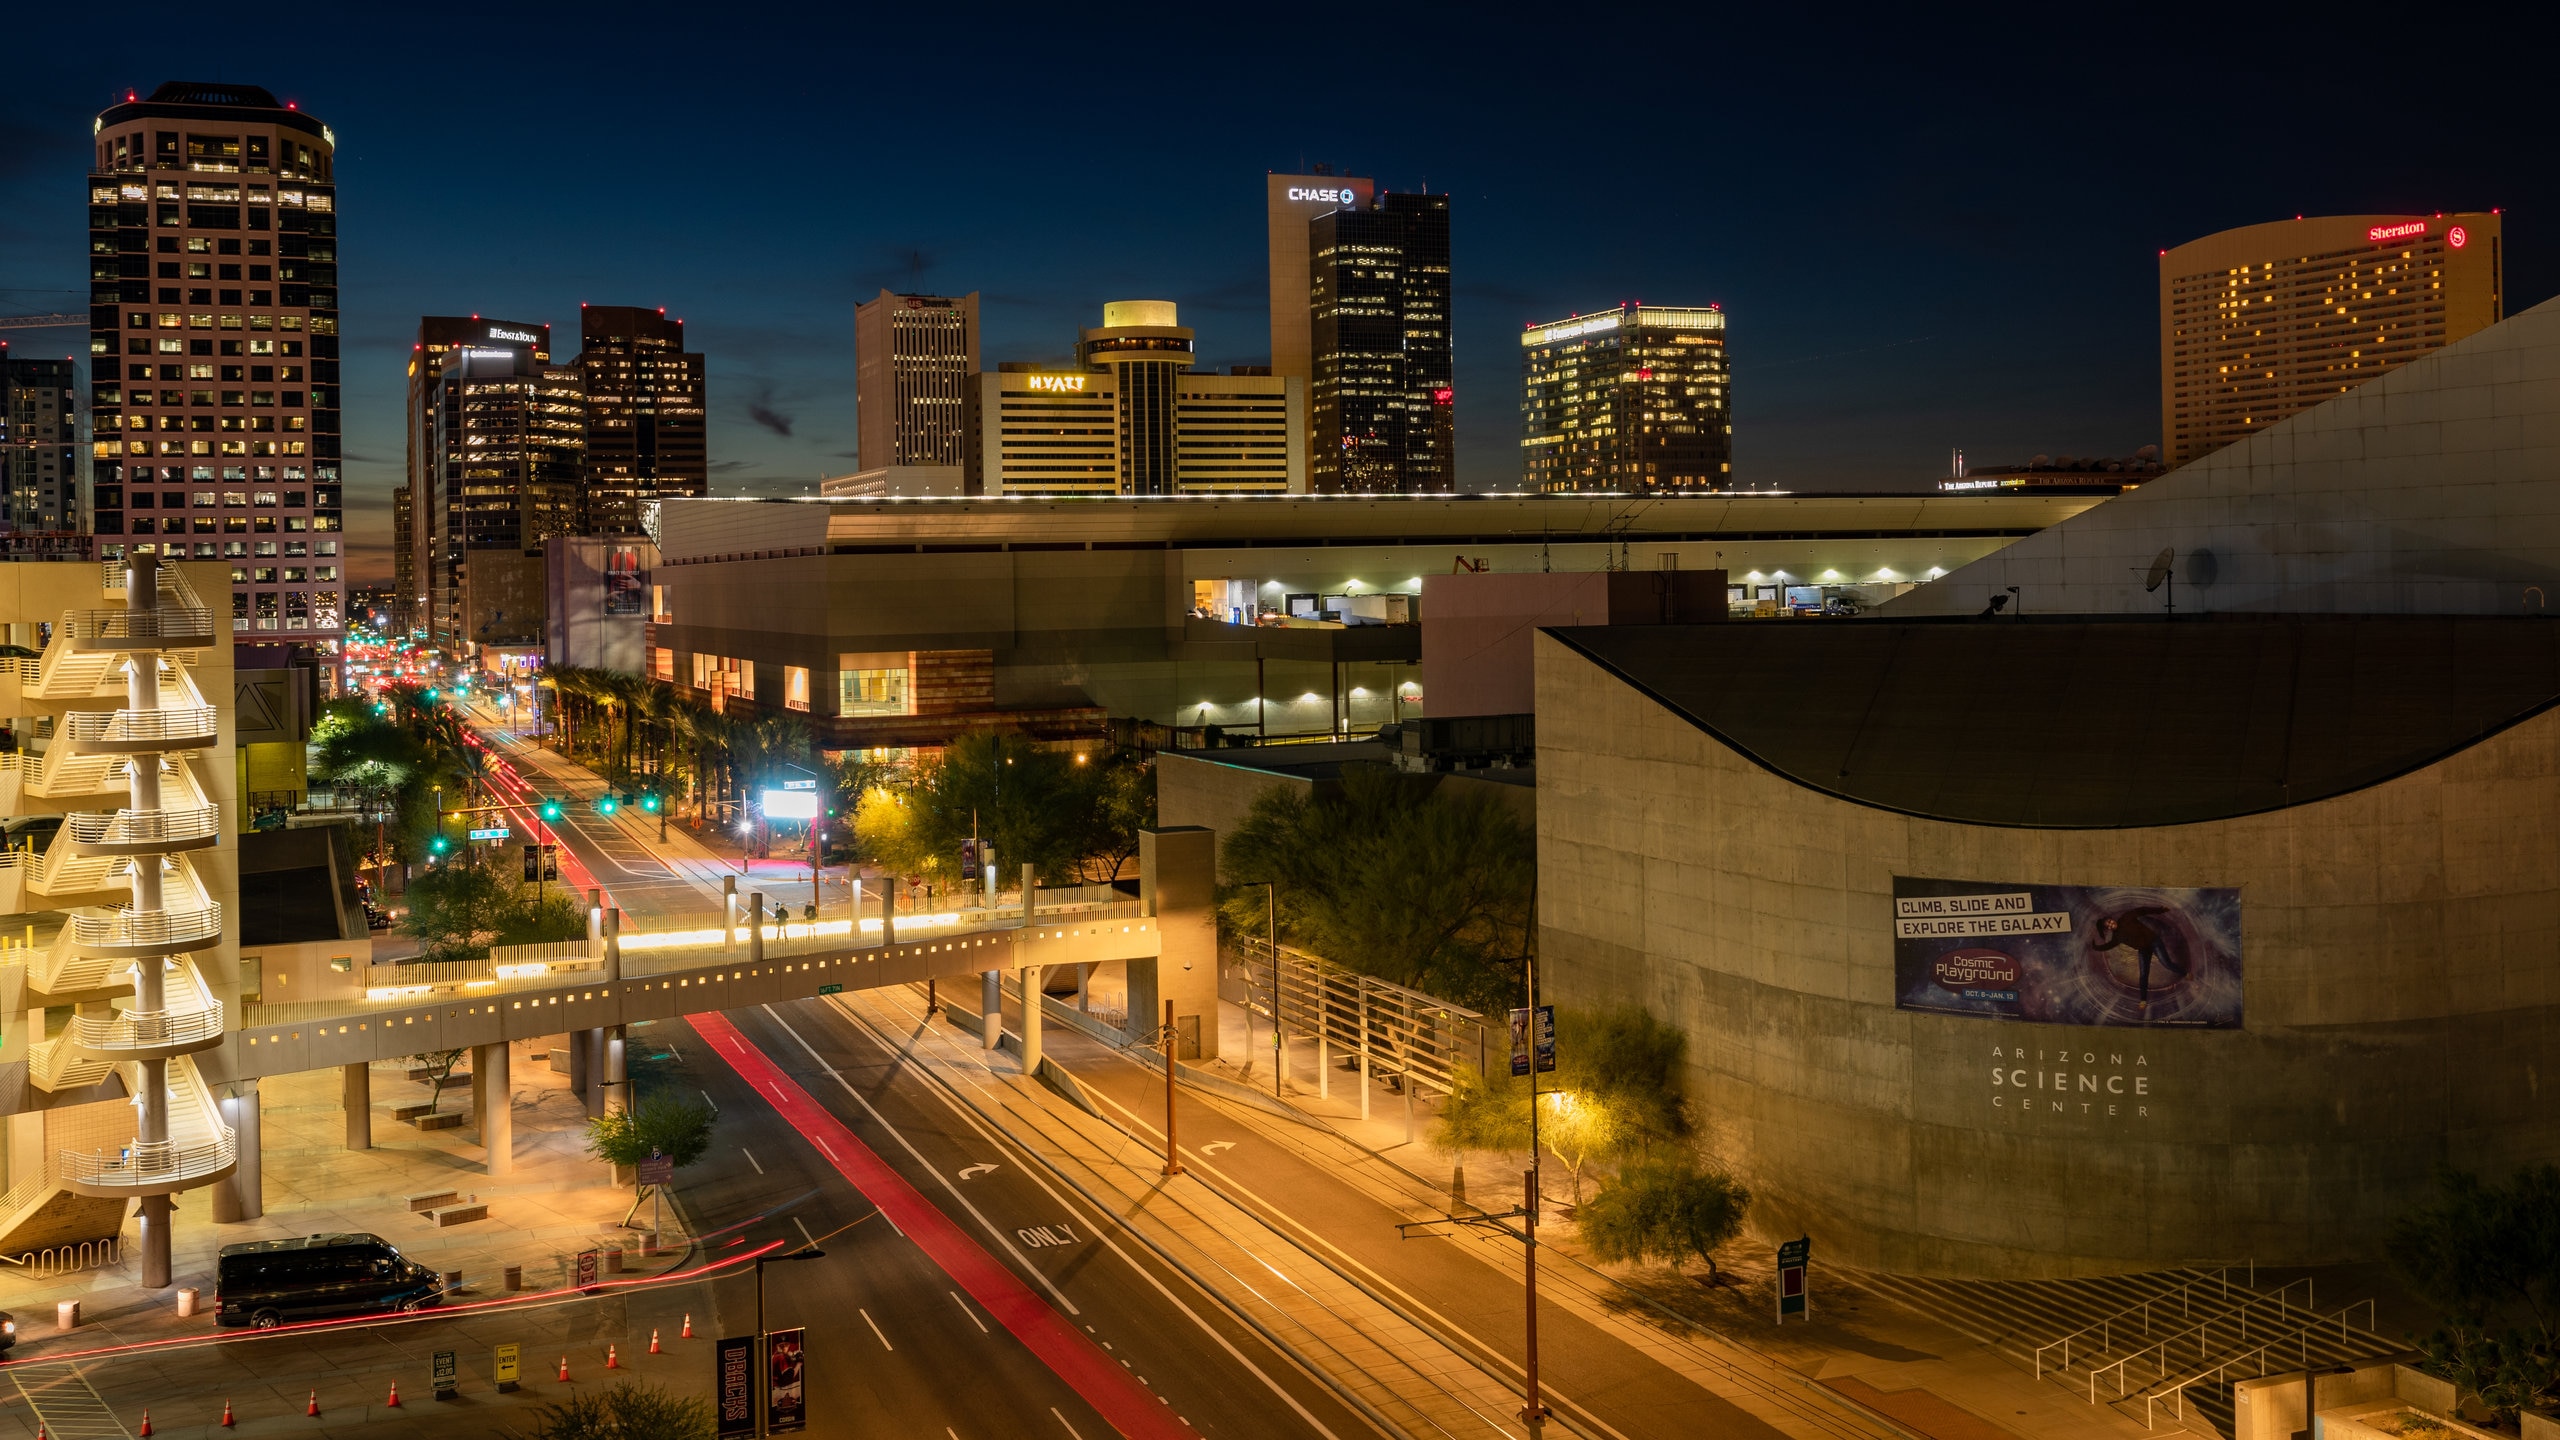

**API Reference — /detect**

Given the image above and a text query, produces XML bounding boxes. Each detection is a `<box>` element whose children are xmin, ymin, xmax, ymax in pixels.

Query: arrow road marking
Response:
<box><xmin>1200</xmin><ymin>1142</ymin><xmax>1235</xmax><ymax>1156</ymax></box>
<box><xmin>958</xmin><ymin>1162</ymin><xmax>998</xmax><ymax>1180</ymax></box>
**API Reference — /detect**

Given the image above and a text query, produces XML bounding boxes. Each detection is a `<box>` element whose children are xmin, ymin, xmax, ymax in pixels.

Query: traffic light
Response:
<box><xmin>596</xmin><ymin>795</ymin><xmax>620</xmax><ymax>817</ymax></box>
<box><xmin>539</xmin><ymin>798</ymin><xmax>565</xmax><ymax>822</ymax></box>
<box><xmin>421</xmin><ymin>688</ymin><xmax>439</xmax><ymax>703</ymax></box>
<box><xmin>428</xmin><ymin>835</ymin><xmax>451</xmax><ymax>857</ymax></box>
<box><xmin>639</xmin><ymin>793</ymin><xmax>661</xmax><ymax>814</ymax></box>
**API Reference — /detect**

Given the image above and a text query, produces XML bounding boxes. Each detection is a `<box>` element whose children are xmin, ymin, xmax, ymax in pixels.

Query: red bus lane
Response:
<box><xmin>690</xmin><ymin>1012</ymin><xmax>1189</xmax><ymax>1440</ymax></box>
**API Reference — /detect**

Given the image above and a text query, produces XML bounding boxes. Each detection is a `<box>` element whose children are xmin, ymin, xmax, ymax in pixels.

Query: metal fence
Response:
<box><xmin>1227</xmin><ymin>941</ymin><xmax>1490</xmax><ymax>1100</ymax></box>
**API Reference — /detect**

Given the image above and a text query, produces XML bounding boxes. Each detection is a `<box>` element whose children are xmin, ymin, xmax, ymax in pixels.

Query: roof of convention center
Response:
<box><xmin>1552</xmin><ymin>616</ymin><xmax>2560</xmax><ymax>828</ymax></box>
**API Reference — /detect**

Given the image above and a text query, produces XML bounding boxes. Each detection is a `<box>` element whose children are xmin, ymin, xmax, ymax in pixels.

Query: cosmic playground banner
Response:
<box><xmin>1892</xmin><ymin>877</ymin><xmax>2243</xmax><ymax>1028</ymax></box>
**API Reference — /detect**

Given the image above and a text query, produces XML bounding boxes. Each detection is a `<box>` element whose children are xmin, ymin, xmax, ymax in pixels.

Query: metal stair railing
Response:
<box><xmin>56</xmin><ymin>606</ymin><xmax>214</xmax><ymax>643</ymax></box>
<box><xmin>2140</xmin><ymin>1299</ymin><xmax>2385</xmax><ymax>1431</ymax></box>
<box><xmin>66</xmin><ymin>803</ymin><xmax>221</xmax><ymax>847</ymax></box>
<box><xmin>61</xmin><ymin>705</ymin><xmax>217</xmax><ymax>746</ymax></box>
<box><xmin>2084</xmin><ymin>1278</ymin><xmax>2313</xmax><ymax>1401</ymax></box>
<box><xmin>2033</xmin><ymin>1263</ymin><xmax>2260</xmax><ymax>1378</ymax></box>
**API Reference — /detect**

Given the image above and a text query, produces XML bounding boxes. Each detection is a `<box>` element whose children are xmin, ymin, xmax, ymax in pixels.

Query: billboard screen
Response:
<box><xmin>1892</xmin><ymin>877</ymin><xmax>2242</xmax><ymax>1029</ymax></box>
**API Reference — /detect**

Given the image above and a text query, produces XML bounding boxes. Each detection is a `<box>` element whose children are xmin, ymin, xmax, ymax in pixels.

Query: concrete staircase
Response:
<box><xmin>1852</xmin><ymin>1266</ymin><xmax>2403</xmax><ymax>1437</ymax></box>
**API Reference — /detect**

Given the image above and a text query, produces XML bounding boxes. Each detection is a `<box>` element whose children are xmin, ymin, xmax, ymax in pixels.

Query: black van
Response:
<box><xmin>215</xmin><ymin>1233</ymin><xmax>442</xmax><ymax>1328</ymax></box>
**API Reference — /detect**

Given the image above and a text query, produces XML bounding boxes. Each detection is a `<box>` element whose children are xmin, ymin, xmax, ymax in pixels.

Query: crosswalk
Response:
<box><xmin>11</xmin><ymin>1361</ymin><xmax>134</xmax><ymax>1439</ymax></box>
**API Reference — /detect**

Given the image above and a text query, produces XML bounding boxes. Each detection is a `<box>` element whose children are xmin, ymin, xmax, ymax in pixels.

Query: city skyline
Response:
<box><xmin>1</xmin><ymin>10</ymin><xmax>2552</xmax><ymax>586</ymax></box>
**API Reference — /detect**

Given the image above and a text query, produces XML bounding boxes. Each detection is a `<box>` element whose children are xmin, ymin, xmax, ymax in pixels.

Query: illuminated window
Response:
<box><xmin>784</xmin><ymin>665</ymin><xmax>811</xmax><ymax>712</ymax></box>
<box><xmin>838</xmin><ymin>653</ymin><xmax>911</xmax><ymax>716</ymax></box>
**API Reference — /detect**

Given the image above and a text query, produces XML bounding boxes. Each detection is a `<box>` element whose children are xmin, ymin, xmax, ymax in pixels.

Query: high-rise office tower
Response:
<box><xmin>855</xmin><ymin>291</ymin><xmax>978</xmax><ymax>471</ymax></box>
<box><xmin>402</xmin><ymin>317</ymin><xmax>550</xmax><ymax>644</ymax></box>
<box><xmin>0</xmin><ymin>345</ymin><xmax>80</xmax><ymax>533</ymax></box>
<box><xmin>1266</xmin><ymin>171</ymin><xmax>1375</xmax><ymax>387</ymax></box>
<box><xmin>87</xmin><ymin>82</ymin><xmax>346</xmax><ymax>655</ymax></box>
<box><xmin>575</xmin><ymin>305</ymin><xmax>705</xmax><ymax>534</ymax></box>
<box><xmin>2160</xmin><ymin>212</ymin><xmax>2503</xmax><ymax>465</ymax></box>
<box><xmin>1520</xmin><ymin>305</ymin><xmax>1732</xmax><ymax>491</ymax></box>
<box><xmin>428</xmin><ymin>346</ymin><xmax>583</xmax><ymax>649</ymax></box>
<box><xmin>1309</xmin><ymin>191</ymin><xmax>1452</xmax><ymax>492</ymax></box>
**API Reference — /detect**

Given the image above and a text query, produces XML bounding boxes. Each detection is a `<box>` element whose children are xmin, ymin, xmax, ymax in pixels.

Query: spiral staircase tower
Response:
<box><xmin>7</xmin><ymin>554</ymin><xmax>233</xmax><ymax>1287</ymax></box>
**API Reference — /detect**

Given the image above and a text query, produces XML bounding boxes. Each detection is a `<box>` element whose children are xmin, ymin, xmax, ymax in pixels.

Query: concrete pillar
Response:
<box><xmin>587</xmin><ymin>887</ymin><xmax>603</xmax><ymax>957</ymax></box>
<box><xmin>749</xmin><ymin>892</ymin><xmax>765</xmax><ymax>964</ymax></box>
<box><xmin>138</xmin><ymin>1193</ymin><xmax>171</xmax><ymax>1288</ymax></box>
<box><xmin>880</xmin><ymin>879</ymin><xmax>894</xmax><ymax>947</ymax></box>
<box><xmin>1021</xmin><ymin>863</ymin><xmax>1035</xmax><ymax>924</ymax></box>
<box><xmin>1075</xmin><ymin>963</ymin><xmax>1091</xmax><ymax>1013</ymax></box>
<box><xmin>981</xmin><ymin>969</ymin><xmax>1002</xmax><ymax>1050</ymax></box>
<box><xmin>604</xmin><ymin>907</ymin><xmax>622</xmax><ymax>983</ymax></box>
<box><xmin>1134</xmin><ymin>826</ymin><xmax>1221</xmax><ymax>1060</ymax></box>
<box><xmin>569</xmin><ymin>1027</ymin><xmax>591</xmax><ymax>1102</ymax></box>
<box><xmin>212</xmin><ymin>1080</ymin><xmax>262</xmax><ymax>1222</ymax></box>
<box><xmin>723</xmin><ymin>874</ymin><xmax>738</xmax><ymax>952</ymax></box>
<box><xmin>983</xmin><ymin>844</ymin><xmax>998</xmax><ymax>907</ymax></box>
<box><xmin>476</xmin><ymin>1040</ymin><xmax>513</xmax><ymax>1176</ymax></box>
<box><xmin>1019</xmin><ymin>966</ymin><xmax>1043</xmax><ymax>1072</ymax></box>
<box><xmin>602</xmin><ymin>1027</ymin><xmax>628</xmax><ymax>1118</ymax></box>
<box><xmin>342</xmin><ymin>1062</ymin><xmax>371</xmax><ymax>1150</ymax></box>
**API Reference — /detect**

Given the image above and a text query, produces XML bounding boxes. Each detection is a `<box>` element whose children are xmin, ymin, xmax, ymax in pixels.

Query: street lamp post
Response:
<box><xmin>752</xmin><ymin>1246</ymin><xmax>826</xmax><ymax>1438</ymax></box>
<box><xmin>1522</xmin><ymin>952</ymin><xmax>1549</xmax><ymax>1434</ymax></box>
<box><xmin>1238</xmin><ymin>880</ymin><xmax>1281</xmax><ymax>1098</ymax></box>
<box><xmin>1161</xmin><ymin>999</ymin><xmax>1182</xmax><ymax>1177</ymax></box>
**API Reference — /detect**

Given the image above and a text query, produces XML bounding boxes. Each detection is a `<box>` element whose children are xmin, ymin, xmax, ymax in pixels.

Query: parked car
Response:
<box><xmin>215</xmin><ymin>1233</ymin><xmax>442</xmax><ymax>1328</ymax></box>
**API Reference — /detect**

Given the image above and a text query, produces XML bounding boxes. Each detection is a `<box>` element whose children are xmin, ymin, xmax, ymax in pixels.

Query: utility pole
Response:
<box><xmin>1161</xmin><ymin>999</ymin><xmax>1182</xmax><ymax>1177</ymax></box>
<box><xmin>1522</xmin><ymin>951</ymin><xmax>1548</xmax><ymax>1433</ymax></box>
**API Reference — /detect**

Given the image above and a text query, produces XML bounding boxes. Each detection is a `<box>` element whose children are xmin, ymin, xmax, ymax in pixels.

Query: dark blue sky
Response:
<box><xmin>3</xmin><ymin>4</ymin><xmax>2550</xmax><ymax>582</ymax></box>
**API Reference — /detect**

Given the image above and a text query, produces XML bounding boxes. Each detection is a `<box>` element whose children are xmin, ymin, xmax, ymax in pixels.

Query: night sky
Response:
<box><xmin>2</xmin><ymin>5</ymin><xmax>2550</xmax><ymax>583</ymax></box>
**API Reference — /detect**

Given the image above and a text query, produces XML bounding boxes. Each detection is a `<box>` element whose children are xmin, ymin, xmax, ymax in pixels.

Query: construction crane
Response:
<box><xmin>0</xmin><ymin>314</ymin><xmax>84</xmax><ymax>330</ymax></box>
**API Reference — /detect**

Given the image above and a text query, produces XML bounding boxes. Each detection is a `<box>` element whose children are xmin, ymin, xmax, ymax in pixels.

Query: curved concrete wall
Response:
<box><xmin>1535</xmin><ymin>632</ymin><xmax>2560</xmax><ymax>1278</ymax></box>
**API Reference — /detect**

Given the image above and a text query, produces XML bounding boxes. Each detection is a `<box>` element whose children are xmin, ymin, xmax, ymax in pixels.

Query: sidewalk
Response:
<box><xmin>0</xmin><ymin>1038</ymin><xmax>685</xmax><ymax>1361</ymax></box>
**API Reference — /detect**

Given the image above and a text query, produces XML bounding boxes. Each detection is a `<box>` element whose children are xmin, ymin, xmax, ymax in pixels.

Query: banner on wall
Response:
<box><xmin>1892</xmin><ymin>877</ymin><xmax>2242</xmax><ymax>1028</ymax></box>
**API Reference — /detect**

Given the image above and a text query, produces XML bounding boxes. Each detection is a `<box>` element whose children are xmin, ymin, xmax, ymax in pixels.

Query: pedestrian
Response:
<box><xmin>772</xmin><ymin>901</ymin><xmax>789</xmax><ymax>938</ymax></box>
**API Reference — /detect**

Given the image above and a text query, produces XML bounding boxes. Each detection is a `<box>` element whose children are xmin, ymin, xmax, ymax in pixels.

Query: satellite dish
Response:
<box><xmin>2144</xmin><ymin>547</ymin><xmax>2175</xmax><ymax>594</ymax></box>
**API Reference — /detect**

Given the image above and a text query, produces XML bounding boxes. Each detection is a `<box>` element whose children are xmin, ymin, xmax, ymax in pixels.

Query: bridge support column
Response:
<box><xmin>476</xmin><ymin>1040</ymin><xmax>513</xmax><ymax>1176</ymax></box>
<box><xmin>604</xmin><ymin>908</ymin><xmax>622</xmax><ymax>983</ymax></box>
<box><xmin>343</xmin><ymin>1062</ymin><xmax>371</xmax><ymax>1150</ymax></box>
<box><xmin>880</xmin><ymin>880</ymin><xmax>894</xmax><ymax>947</ymax></box>
<box><xmin>981</xmin><ymin>969</ymin><xmax>1001</xmax><ymax>1050</ymax></box>
<box><xmin>602</xmin><ymin>1027</ymin><xmax>628</xmax><ymax>1118</ymax></box>
<box><xmin>213</xmin><ymin>1080</ymin><xmax>262</xmax><ymax>1222</ymax></box>
<box><xmin>749</xmin><ymin>892</ymin><xmax>765</xmax><ymax>964</ymax></box>
<box><xmin>723</xmin><ymin>875</ymin><xmax>738</xmax><ymax>952</ymax></box>
<box><xmin>139</xmin><ymin>1193</ymin><xmax>171</xmax><ymax>1288</ymax></box>
<box><xmin>1019</xmin><ymin>966</ymin><xmax>1043</xmax><ymax>1073</ymax></box>
<box><xmin>1133</xmin><ymin>826</ymin><xmax>1220</xmax><ymax>1061</ymax></box>
<box><xmin>570</xmin><ymin>1027</ymin><xmax>591</xmax><ymax>1103</ymax></box>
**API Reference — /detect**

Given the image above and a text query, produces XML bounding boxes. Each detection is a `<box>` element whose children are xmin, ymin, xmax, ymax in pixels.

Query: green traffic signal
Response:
<box><xmin>539</xmin><ymin>799</ymin><xmax>565</xmax><ymax>822</ymax></box>
<box><xmin>428</xmin><ymin>835</ymin><xmax>451</xmax><ymax>855</ymax></box>
<box><xmin>596</xmin><ymin>795</ymin><xmax>620</xmax><ymax>816</ymax></box>
<box><xmin>421</xmin><ymin>688</ymin><xmax>439</xmax><ymax>702</ymax></box>
<box><xmin>640</xmin><ymin>793</ymin><xmax>661</xmax><ymax>813</ymax></box>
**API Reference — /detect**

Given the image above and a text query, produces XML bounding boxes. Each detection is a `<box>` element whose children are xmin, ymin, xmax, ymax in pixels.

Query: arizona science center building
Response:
<box><xmin>1538</xmin><ymin>293</ymin><xmax>2560</xmax><ymax>1278</ymax></box>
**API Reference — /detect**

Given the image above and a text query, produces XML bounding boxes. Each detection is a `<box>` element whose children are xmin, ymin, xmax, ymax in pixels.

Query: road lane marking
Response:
<box><xmin>950</xmin><ymin>1290</ymin><xmax>990</xmax><ymax>1334</ymax></box>
<box><xmin>861</xmin><ymin>1308</ymin><xmax>894</xmax><ymax>1351</ymax></box>
<box><xmin>959</xmin><ymin>1162</ymin><xmax>998</xmax><ymax>1179</ymax></box>
<box><xmin>809</xmin><ymin>997</ymin><xmax>1346</xmax><ymax>1440</ymax></box>
<box><xmin>741</xmin><ymin>1147</ymin><xmax>763</xmax><ymax>1175</ymax></box>
<box><xmin>694</xmin><ymin>1012</ymin><xmax>1183</xmax><ymax>1440</ymax></box>
<box><xmin>794</xmin><ymin>1217</ymin><xmax>818</xmax><ymax>1249</ymax></box>
<box><xmin>1053</xmin><ymin>1406</ymin><xmax>1085</xmax><ymax>1438</ymax></box>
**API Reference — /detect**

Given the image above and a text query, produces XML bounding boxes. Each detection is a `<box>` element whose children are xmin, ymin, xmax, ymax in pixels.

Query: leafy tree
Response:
<box><xmin>410</xmin><ymin>1049</ymin><xmax>466</xmax><ymax>1113</ymax></box>
<box><xmin>1431</xmin><ymin>1005</ymin><xmax>1693</xmax><ymax>1200</ymax></box>
<box><xmin>850</xmin><ymin>734</ymin><xmax>1152</xmax><ymax>885</ymax></box>
<box><xmin>532</xmin><ymin>1381</ymin><xmax>714</xmax><ymax>1440</ymax></box>
<box><xmin>2390</xmin><ymin>1164</ymin><xmax>2560</xmax><ymax>1422</ymax></box>
<box><xmin>1218</xmin><ymin>764</ymin><xmax>1533</xmax><ymax>1013</ymax></box>
<box><xmin>401</xmin><ymin>853</ymin><xmax>586</xmax><ymax>962</ymax></box>
<box><xmin>1579</xmin><ymin>1157</ymin><xmax>1753</xmax><ymax>1279</ymax></box>
<box><xmin>585</xmin><ymin>1094</ymin><xmax>717</xmax><ymax>1171</ymax></box>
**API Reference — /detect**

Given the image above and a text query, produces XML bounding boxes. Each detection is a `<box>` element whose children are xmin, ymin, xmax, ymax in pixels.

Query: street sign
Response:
<box><xmin>433</xmin><ymin>1349</ymin><xmax>458</xmax><ymax>1399</ymax></box>
<box><xmin>469</xmin><ymin>826</ymin><xmax>510</xmax><ymax>841</ymax></box>
<box><xmin>522</xmin><ymin>843</ymin><xmax>540</xmax><ymax>882</ymax></box>
<box><xmin>1777</xmin><ymin>1236</ymin><xmax>1812</xmax><ymax>1322</ymax></box>
<box><xmin>766</xmin><ymin>1328</ymin><xmax>808</xmax><ymax>1433</ymax></box>
<box><xmin>817</xmin><ymin>983</ymin><xmax>842</xmax><ymax>996</ymax></box>
<box><xmin>716</xmin><ymin>1335</ymin><xmax>755</xmax><ymax>1437</ymax></box>
<box><xmin>1509</xmin><ymin>1005</ymin><xmax>1557</xmax><ymax>1077</ymax></box>
<box><xmin>494</xmin><ymin>1342</ymin><xmax>521</xmax><ymax>1393</ymax></box>
<box><xmin>575</xmin><ymin>1249</ymin><xmax>599</xmax><ymax>1289</ymax></box>
<box><xmin>542</xmin><ymin>843</ymin><xmax>559</xmax><ymax>880</ymax></box>
<box><xmin>637</xmin><ymin>1152</ymin><xmax>674</xmax><ymax>1187</ymax></box>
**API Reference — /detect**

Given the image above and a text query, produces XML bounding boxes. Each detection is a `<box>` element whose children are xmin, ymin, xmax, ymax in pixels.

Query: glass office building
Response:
<box><xmin>1308</xmin><ymin>192</ymin><xmax>1452</xmax><ymax>492</ymax></box>
<box><xmin>1520</xmin><ymin>305</ymin><xmax>1731</xmax><ymax>492</ymax></box>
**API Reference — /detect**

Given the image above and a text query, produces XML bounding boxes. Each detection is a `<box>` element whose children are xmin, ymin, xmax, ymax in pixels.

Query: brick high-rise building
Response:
<box><xmin>574</xmin><ymin>305</ymin><xmax>705</xmax><ymax>534</ymax></box>
<box><xmin>2159</xmin><ymin>212</ymin><xmax>2504</xmax><ymax>465</ymax></box>
<box><xmin>87</xmin><ymin>81</ymin><xmax>346</xmax><ymax>656</ymax></box>
<box><xmin>0</xmin><ymin>345</ymin><xmax>81</xmax><ymax>533</ymax></box>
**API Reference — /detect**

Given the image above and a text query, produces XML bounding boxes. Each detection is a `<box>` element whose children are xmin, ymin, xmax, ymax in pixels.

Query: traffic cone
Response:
<box><xmin>606</xmin><ymin>1343</ymin><xmax>620</xmax><ymax>1370</ymax></box>
<box><xmin>138</xmin><ymin>1411</ymin><xmax>152</xmax><ymax>1437</ymax></box>
<box><xmin>649</xmin><ymin>1327</ymin><xmax>662</xmax><ymax>1354</ymax></box>
<box><xmin>557</xmin><ymin>1355</ymin><xmax>570</xmax><ymax>1382</ymax></box>
<box><xmin>220</xmin><ymin>1398</ymin><xmax>235</xmax><ymax>1427</ymax></box>
<box><xmin>681</xmin><ymin>1312</ymin><xmax>693</xmax><ymax>1339</ymax></box>
<box><xmin>307</xmin><ymin>1389</ymin><xmax>321</xmax><ymax>1416</ymax></box>
<box><xmin>386</xmin><ymin>1380</ymin><xmax>401</xmax><ymax>1408</ymax></box>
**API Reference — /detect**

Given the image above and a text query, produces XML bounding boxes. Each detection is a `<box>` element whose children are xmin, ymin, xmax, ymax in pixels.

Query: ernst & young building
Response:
<box><xmin>1521</xmin><ymin>304</ymin><xmax>1732</xmax><ymax>491</ymax></box>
